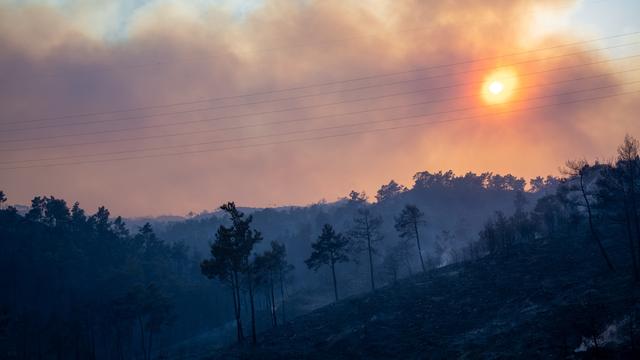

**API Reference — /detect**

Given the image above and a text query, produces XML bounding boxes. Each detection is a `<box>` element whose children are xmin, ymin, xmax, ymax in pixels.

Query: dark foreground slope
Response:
<box><xmin>205</xmin><ymin>239</ymin><xmax>638</xmax><ymax>359</ymax></box>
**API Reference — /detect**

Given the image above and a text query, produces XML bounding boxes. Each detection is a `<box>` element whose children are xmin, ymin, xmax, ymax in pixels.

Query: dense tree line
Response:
<box><xmin>0</xmin><ymin>168</ymin><xmax>564</xmax><ymax>356</ymax></box>
<box><xmin>300</xmin><ymin>135</ymin><xmax>640</xmax><ymax>322</ymax></box>
<box><xmin>200</xmin><ymin>203</ymin><xmax>293</xmax><ymax>345</ymax></box>
<box><xmin>188</xmin><ymin>169</ymin><xmax>561</xmax><ymax>345</ymax></box>
<box><xmin>0</xmin><ymin>197</ymin><xmax>226</xmax><ymax>359</ymax></box>
<box><xmin>7</xmin><ymin>134</ymin><xmax>633</xmax><ymax>354</ymax></box>
<box><xmin>193</xmin><ymin>134</ymin><xmax>639</xmax><ymax>352</ymax></box>
<box><xmin>475</xmin><ymin>135</ymin><xmax>640</xmax><ymax>281</ymax></box>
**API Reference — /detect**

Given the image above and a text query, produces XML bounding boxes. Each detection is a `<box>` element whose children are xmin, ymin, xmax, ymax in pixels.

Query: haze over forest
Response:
<box><xmin>1</xmin><ymin>0</ymin><xmax>640</xmax><ymax>359</ymax></box>
<box><xmin>0</xmin><ymin>0</ymin><xmax>639</xmax><ymax>216</ymax></box>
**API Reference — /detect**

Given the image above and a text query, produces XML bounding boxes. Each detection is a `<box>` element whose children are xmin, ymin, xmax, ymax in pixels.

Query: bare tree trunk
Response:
<box><xmin>624</xmin><ymin>200</ymin><xmax>640</xmax><ymax>281</ymax></box>
<box><xmin>330</xmin><ymin>261</ymin><xmax>339</xmax><ymax>302</ymax></box>
<box><xmin>248</xmin><ymin>279</ymin><xmax>257</xmax><ymax>345</ymax></box>
<box><xmin>116</xmin><ymin>328</ymin><xmax>124</xmax><ymax>360</ymax></box>
<box><xmin>629</xmin><ymin>174</ymin><xmax>640</xmax><ymax>273</ymax></box>
<box><xmin>630</xmin><ymin>291</ymin><xmax>637</xmax><ymax>357</ymax></box>
<box><xmin>414</xmin><ymin>222</ymin><xmax>426</xmax><ymax>273</ymax></box>
<box><xmin>367</xmin><ymin>231</ymin><xmax>375</xmax><ymax>291</ymax></box>
<box><xmin>138</xmin><ymin>317</ymin><xmax>147</xmax><ymax>360</ymax></box>
<box><xmin>579</xmin><ymin>174</ymin><xmax>615</xmax><ymax>271</ymax></box>
<box><xmin>392</xmin><ymin>266</ymin><xmax>398</xmax><ymax>283</ymax></box>
<box><xmin>405</xmin><ymin>257</ymin><xmax>413</xmax><ymax>275</ymax></box>
<box><xmin>262</xmin><ymin>293</ymin><xmax>267</xmax><ymax>312</ymax></box>
<box><xmin>270</xmin><ymin>278</ymin><xmax>277</xmax><ymax>327</ymax></box>
<box><xmin>147</xmin><ymin>330</ymin><xmax>153</xmax><ymax>360</ymax></box>
<box><xmin>74</xmin><ymin>329</ymin><xmax>81</xmax><ymax>360</ymax></box>
<box><xmin>279</xmin><ymin>273</ymin><xmax>286</xmax><ymax>323</ymax></box>
<box><xmin>89</xmin><ymin>324</ymin><xmax>96</xmax><ymax>360</ymax></box>
<box><xmin>231</xmin><ymin>272</ymin><xmax>244</xmax><ymax>342</ymax></box>
<box><xmin>592</xmin><ymin>333</ymin><xmax>600</xmax><ymax>355</ymax></box>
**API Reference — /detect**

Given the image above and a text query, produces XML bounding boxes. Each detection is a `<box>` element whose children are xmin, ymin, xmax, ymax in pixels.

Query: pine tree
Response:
<box><xmin>395</xmin><ymin>205</ymin><xmax>427</xmax><ymax>273</ymax></box>
<box><xmin>349</xmin><ymin>208</ymin><xmax>383</xmax><ymax>291</ymax></box>
<box><xmin>563</xmin><ymin>160</ymin><xmax>615</xmax><ymax>271</ymax></box>
<box><xmin>200</xmin><ymin>202</ymin><xmax>261</xmax><ymax>343</ymax></box>
<box><xmin>305</xmin><ymin>224</ymin><xmax>350</xmax><ymax>302</ymax></box>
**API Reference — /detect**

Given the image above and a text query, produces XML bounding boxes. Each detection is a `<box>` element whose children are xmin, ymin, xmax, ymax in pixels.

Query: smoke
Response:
<box><xmin>575</xmin><ymin>316</ymin><xmax>628</xmax><ymax>352</ymax></box>
<box><xmin>0</xmin><ymin>0</ymin><xmax>638</xmax><ymax>216</ymax></box>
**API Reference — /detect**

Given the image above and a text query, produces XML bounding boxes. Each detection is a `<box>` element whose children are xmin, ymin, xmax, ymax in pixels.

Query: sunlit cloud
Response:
<box><xmin>0</xmin><ymin>0</ymin><xmax>638</xmax><ymax>216</ymax></box>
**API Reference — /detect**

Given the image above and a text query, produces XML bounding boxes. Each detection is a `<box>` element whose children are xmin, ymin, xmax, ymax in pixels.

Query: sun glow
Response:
<box><xmin>482</xmin><ymin>68</ymin><xmax>519</xmax><ymax>105</ymax></box>
<box><xmin>489</xmin><ymin>81</ymin><xmax>504</xmax><ymax>95</ymax></box>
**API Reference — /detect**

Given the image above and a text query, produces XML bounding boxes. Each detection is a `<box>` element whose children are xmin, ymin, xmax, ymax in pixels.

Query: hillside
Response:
<box><xmin>199</xmin><ymin>239</ymin><xmax>637</xmax><ymax>359</ymax></box>
<box><xmin>158</xmin><ymin>176</ymin><xmax>547</xmax><ymax>290</ymax></box>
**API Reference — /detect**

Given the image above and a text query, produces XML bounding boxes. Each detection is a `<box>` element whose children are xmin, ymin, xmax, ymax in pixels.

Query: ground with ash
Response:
<box><xmin>188</xmin><ymin>239</ymin><xmax>638</xmax><ymax>359</ymax></box>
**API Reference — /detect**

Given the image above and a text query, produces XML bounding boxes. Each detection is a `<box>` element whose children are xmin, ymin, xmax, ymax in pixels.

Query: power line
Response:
<box><xmin>4</xmin><ymin>41</ymin><xmax>639</xmax><ymax>133</ymax></box>
<box><xmin>4</xmin><ymin>30</ymin><xmax>637</xmax><ymax>127</ymax></box>
<box><xmin>2</xmin><ymin>46</ymin><xmax>639</xmax><ymax>142</ymax></box>
<box><xmin>2</xmin><ymin>65</ymin><xmax>639</xmax><ymax>152</ymax></box>
<box><xmin>2</xmin><ymin>81</ymin><xmax>638</xmax><ymax>167</ymax></box>
<box><xmin>2</xmin><ymin>89</ymin><xmax>636</xmax><ymax>171</ymax></box>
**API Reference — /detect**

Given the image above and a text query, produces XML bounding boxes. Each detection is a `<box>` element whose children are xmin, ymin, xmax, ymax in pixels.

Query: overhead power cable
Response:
<box><xmin>2</xmin><ymin>45</ymin><xmax>639</xmax><ymax>142</ymax></box>
<box><xmin>2</xmin><ymin>65</ymin><xmax>639</xmax><ymax>152</ymax></box>
<box><xmin>3</xmin><ymin>30</ymin><xmax>637</xmax><ymax>127</ymax></box>
<box><xmin>2</xmin><ymin>81</ymin><xmax>638</xmax><ymax>167</ymax></box>
<box><xmin>2</xmin><ymin>89</ymin><xmax>636</xmax><ymax>171</ymax></box>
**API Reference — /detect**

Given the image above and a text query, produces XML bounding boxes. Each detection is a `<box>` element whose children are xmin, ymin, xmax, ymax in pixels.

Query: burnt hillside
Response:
<box><xmin>201</xmin><ymin>238</ymin><xmax>637</xmax><ymax>359</ymax></box>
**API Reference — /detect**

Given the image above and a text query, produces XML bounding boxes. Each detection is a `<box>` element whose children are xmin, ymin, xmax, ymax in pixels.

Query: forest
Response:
<box><xmin>1</xmin><ymin>135</ymin><xmax>640</xmax><ymax>359</ymax></box>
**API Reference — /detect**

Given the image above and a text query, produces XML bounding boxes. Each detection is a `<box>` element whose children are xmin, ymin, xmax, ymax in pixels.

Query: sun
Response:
<box><xmin>489</xmin><ymin>81</ymin><xmax>504</xmax><ymax>95</ymax></box>
<box><xmin>481</xmin><ymin>68</ymin><xmax>519</xmax><ymax>105</ymax></box>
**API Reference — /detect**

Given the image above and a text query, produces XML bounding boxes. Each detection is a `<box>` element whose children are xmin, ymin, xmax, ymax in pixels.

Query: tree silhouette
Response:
<box><xmin>0</xmin><ymin>196</ymin><xmax>202</xmax><ymax>359</ymax></box>
<box><xmin>617</xmin><ymin>135</ymin><xmax>640</xmax><ymax>274</ymax></box>
<box><xmin>349</xmin><ymin>209</ymin><xmax>383</xmax><ymax>291</ymax></box>
<box><xmin>25</xmin><ymin>196</ymin><xmax>46</xmax><ymax>222</ymax></box>
<box><xmin>112</xmin><ymin>284</ymin><xmax>173</xmax><ymax>360</ymax></box>
<box><xmin>200</xmin><ymin>202</ymin><xmax>262</xmax><ymax>343</ymax></box>
<box><xmin>347</xmin><ymin>190</ymin><xmax>368</xmax><ymax>205</ymax></box>
<box><xmin>112</xmin><ymin>216</ymin><xmax>130</xmax><ymax>239</ymax></box>
<box><xmin>305</xmin><ymin>224</ymin><xmax>350</xmax><ymax>302</ymax></box>
<box><xmin>395</xmin><ymin>205</ymin><xmax>427</xmax><ymax>273</ymax></box>
<box><xmin>562</xmin><ymin>160</ymin><xmax>615</xmax><ymax>271</ymax></box>
<box><xmin>375</xmin><ymin>180</ymin><xmax>406</xmax><ymax>202</ymax></box>
<box><xmin>245</xmin><ymin>256</ymin><xmax>259</xmax><ymax>344</ymax></box>
<box><xmin>479</xmin><ymin>211</ymin><xmax>525</xmax><ymax>255</ymax></box>
<box><xmin>253</xmin><ymin>241</ymin><xmax>293</xmax><ymax>328</ymax></box>
<box><xmin>272</xmin><ymin>242</ymin><xmax>294</xmax><ymax>322</ymax></box>
<box><xmin>532</xmin><ymin>194</ymin><xmax>564</xmax><ymax>238</ymax></box>
<box><xmin>252</xmin><ymin>252</ymin><xmax>275</xmax><ymax>328</ymax></box>
<box><xmin>594</xmin><ymin>135</ymin><xmax>640</xmax><ymax>280</ymax></box>
<box><xmin>382</xmin><ymin>244</ymin><xmax>404</xmax><ymax>284</ymax></box>
<box><xmin>90</xmin><ymin>205</ymin><xmax>111</xmax><ymax>235</ymax></box>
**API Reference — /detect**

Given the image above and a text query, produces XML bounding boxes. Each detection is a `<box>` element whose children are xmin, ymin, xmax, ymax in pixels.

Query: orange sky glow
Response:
<box><xmin>0</xmin><ymin>0</ymin><xmax>639</xmax><ymax>216</ymax></box>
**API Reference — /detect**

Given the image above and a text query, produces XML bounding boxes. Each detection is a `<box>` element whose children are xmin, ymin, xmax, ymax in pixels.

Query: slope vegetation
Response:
<box><xmin>205</xmin><ymin>239</ymin><xmax>636</xmax><ymax>359</ymax></box>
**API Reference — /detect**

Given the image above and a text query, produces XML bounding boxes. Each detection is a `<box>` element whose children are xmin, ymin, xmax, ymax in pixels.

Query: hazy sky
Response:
<box><xmin>1</xmin><ymin>0</ymin><xmax>639</xmax><ymax>216</ymax></box>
